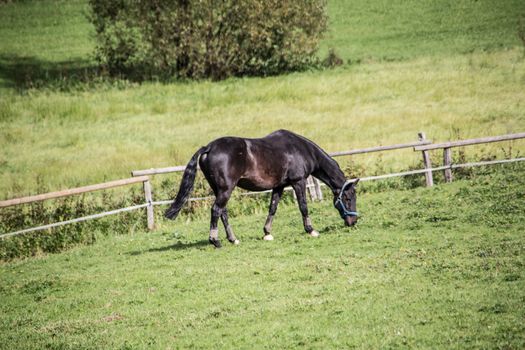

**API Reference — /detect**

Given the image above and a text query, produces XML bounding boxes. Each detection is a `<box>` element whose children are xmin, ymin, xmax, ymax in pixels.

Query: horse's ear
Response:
<box><xmin>353</xmin><ymin>178</ymin><xmax>360</xmax><ymax>186</ymax></box>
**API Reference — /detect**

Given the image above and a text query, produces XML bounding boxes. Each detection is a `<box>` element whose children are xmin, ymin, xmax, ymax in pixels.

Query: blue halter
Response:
<box><xmin>334</xmin><ymin>180</ymin><xmax>359</xmax><ymax>219</ymax></box>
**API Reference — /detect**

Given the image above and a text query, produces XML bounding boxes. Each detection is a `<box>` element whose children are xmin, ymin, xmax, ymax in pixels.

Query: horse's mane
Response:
<box><xmin>291</xmin><ymin>131</ymin><xmax>342</xmax><ymax>172</ymax></box>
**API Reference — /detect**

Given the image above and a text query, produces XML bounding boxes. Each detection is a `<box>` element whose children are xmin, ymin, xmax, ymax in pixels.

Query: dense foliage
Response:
<box><xmin>89</xmin><ymin>0</ymin><xmax>327</xmax><ymax>80</ymax></box>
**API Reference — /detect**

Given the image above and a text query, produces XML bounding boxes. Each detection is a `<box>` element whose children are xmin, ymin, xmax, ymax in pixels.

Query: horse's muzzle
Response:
<box><xmin>344</xmin><ymin>215</ymin><xmax>357</xmax><ymax>226</ymax></box>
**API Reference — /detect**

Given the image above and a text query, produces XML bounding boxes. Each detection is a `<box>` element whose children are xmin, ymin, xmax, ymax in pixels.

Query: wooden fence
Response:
<box><xmin>414</xmin><ymin>132</ymin><xmax>525</xmax><ymax>185</ymax></box>
<box><xmin>1</xmin><ymin>131</ymin><xmax>524</xmax><ymax>239</ymax></box>
<box><xmin>0</xmin><ymin>176</ymin><xmax>154</xmax><ymax>239</ymax></box>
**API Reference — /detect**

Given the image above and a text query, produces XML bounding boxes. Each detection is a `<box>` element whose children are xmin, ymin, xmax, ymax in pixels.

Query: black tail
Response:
<box><xmin>164</xmin><ymin>146</ymin><xmax>208</xmax><ymax>220</ymax></box>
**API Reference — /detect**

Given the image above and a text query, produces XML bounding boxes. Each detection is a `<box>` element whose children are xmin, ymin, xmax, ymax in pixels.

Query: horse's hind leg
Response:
<box><xmin>209</xmin><ymin>188</ymin><xmax>234</xmax><ymax>248</ymax></box>
<box><xmin>291</xmin><ymin>180</ymin><xmax>319</xmax><ymax>238</ymax></box>
<box><xmin>263</xmin><ymin>186</ymin><xmax>284</xmax><ymax>241</ymax></box>
<box><xmin>221</xmin><ymin>208</ymin><xmax>239</xmax><ymax>244</ymax></box>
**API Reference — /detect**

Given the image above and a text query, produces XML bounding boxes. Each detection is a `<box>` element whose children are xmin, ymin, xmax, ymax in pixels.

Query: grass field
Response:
<box><xmin>321</xmin><ymin>0</ymin><xmax>525</xmax><ymax>60</ymax></box>
<box><xmin>1</xmin><ymin>166</ymin><xmax>524</xmax><ymax>349</ymax></box>
<box><xmin>1</xmin><ymin>0</ymin><xmax>525</xmax><ymax>197</ymax></box>
<box><xmin>1</xmin><ymin>0</ymin><xmax>525</xmax><ymax>347</ymax></box>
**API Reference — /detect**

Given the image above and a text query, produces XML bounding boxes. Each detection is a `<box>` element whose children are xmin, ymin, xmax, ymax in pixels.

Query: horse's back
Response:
<box><xmin>199</xmin><ymin>130</ymin><xmax>321</xmax><ymax>190</ymax></box>
<box><xmin>204</xmin><ymin>129</ymin><xmax>307</xmax><ymax>156</ymax></box>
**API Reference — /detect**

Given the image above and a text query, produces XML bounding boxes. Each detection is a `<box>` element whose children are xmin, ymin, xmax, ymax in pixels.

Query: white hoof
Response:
<box><xmin>234</xmin><ymin>239</ymin><xmax>240</xmax><ymax>245</ymax></box>
<box><xmin>263</xmin><ymin>234</ymin><xmax>274</xmax><ymax>241</ymax></box>
<box><xmin>310</xmin><ymin>230</ymin><xmax>320</xmax><ymax>238</ymax></box>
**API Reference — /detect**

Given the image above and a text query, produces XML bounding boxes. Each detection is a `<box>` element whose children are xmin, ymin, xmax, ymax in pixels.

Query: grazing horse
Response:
<box><xmin>165</xmin><ymin>129</ymin><xmax>359</xmax><ymax>247</ymax></box>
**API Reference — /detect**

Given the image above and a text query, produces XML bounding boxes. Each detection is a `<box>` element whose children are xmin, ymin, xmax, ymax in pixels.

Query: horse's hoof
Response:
<box><xmin>309</xmin><ymin>230</ymin><xmax>320</xmax><ymax>238</ymax></box>
<box><xmin>209</xmin><ymin>238</ymin><xmax>222</xmax><ymax>248</ymax></box>
<box><xmin>227</xmin><ymin>238</ymin><xmax>240</xmax><ymax>245</ymax></box>
<box><xmin>263</xmin><ymin>234</ymin><xmax>274</xmax><ymax>241</ymax></box>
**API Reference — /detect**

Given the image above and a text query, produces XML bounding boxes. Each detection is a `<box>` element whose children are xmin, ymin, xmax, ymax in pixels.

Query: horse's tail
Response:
<box><xmin>164</xmin><ymin>146</ymin><xmax>208</xmax><ymax>220</ymax></box>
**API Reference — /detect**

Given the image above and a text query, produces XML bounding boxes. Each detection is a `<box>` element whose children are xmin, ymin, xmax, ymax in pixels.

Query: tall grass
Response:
<box><xmin>1</xmin><ymin>49</ymin><xmax>524</xmax><ymax>197</ymax></box>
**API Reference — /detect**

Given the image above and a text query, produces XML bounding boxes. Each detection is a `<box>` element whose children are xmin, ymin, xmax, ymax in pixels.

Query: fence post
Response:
<box><xmin>418</xmin><ymin>132</ymin><xmax>434</xmax><ymax>187</ymax></box>
<box><xmin>143</xmin><ymin>178</ymin><xmax>155</xmax><ymax>230</ymax></box>
<box><xmin>313</xmin><ymin>178</ymin><xmax>323</xmax><ymax>201</ymax></box>
<box><xmin>306</xmin><ymin>176</ymin><xmax>318</xmax><ymax>201</ymax></box>
<box><xmin>443</xmin><ymin>147</ymin><xmax>453</xmax><ymax>183</ymax></box>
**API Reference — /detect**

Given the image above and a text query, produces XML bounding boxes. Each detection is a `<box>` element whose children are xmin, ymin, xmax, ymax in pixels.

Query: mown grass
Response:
<box><xmin>1</xmin><ymin>165</ymin><xmax>523</xmax><ymax>349</ymax></box>
<box><xmin>321</xmin><ymin>0</ymin><xmax>525</xmax><ymax>61</ymax></box>
<box><xmin>0</xmin><ymin>0</ymin><xmax>94</xmax><ymax>91</ymax></box>
<box><xmin>1</xmin><ymin>0</ymin><xmax>525</xmax><ymax>197</ymax></box>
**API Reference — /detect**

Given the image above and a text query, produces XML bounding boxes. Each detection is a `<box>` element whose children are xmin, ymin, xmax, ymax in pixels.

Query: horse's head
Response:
<box><xmin>334</xmin><ymin>178</ymin><xmax>359</xmax><ymax>226</ymax></box>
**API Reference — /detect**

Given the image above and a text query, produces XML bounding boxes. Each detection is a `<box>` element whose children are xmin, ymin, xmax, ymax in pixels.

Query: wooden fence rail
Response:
<box><xmin>0</xmin><ymin>176</ymin><xmax>149</xmax><ymax>208</ymax></box>
<box><xmin>329</xmin><ymin>139</ymin><xmax>431</xmax><ymax>157</ymax></box>
<box><xmin>1</xmin><ymin>131</ymin><xmax>523</xmax><ymax>239</ymax></box>
<box><xmin>413</xmin><ymin>132</ymin><xmax>525</xmax><ymax>151</ymax></box>
<box><xmin>0</xmin><ymin>175</ymin><xmax>154</xmax><ymax>239</ymax></box>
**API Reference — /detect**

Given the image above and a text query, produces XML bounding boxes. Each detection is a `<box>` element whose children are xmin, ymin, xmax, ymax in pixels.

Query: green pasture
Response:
<box><xmin>1</xmin><ymin>0</ymin><xmax>525</xmax><ymax>197</ymax></box>
<box><xmin>1</xmin><ymin>0</ymin><xmax>525</xmax><ymax>347</ymax></box>
<box><xmin>1</xmin><ymin>166</ymin><xmax>524</xmax><ymax>349</ymax></box>
<box><xmin>321</xmin><ymin>0</ymin><xmax>525</xmax><ymax>60</ymax></box>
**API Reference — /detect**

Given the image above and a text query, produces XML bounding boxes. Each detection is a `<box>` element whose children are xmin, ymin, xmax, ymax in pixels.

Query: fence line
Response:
<box><xmin>0</xmin><ymin>175</ymin><xmax>154</xmax><ymax>239</ymax></box>
<box><xmin>413</xmin><ymin>132</ymin><xmax>525</xmax><ymax>151</ymax></box>
<box><xmin>0</xmin><ymin>203</ymin><xmax>149</xmax><ymax>239</ymax></box>
<box><xmin>344</xmin><ymin>157</ymin><xmax>525</xmax><ymax>183</ymax></box>
<box><xmin>413</xmin><ymin>132</ymin><xmax>525</xmax><ymax>185</ymax></box>
<box><xmin>1</xmin><ymin>132</ymin><xmax>523</xmax><ymax>239</ymax></box>
<box><xmin>329</xmin><ymin>140</ymin><xmax>431</xmax><ymax>157</ymax></box>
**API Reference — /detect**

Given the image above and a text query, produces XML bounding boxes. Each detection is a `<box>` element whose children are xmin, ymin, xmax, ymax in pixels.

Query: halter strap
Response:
<box><xmin>334</xmin><ymin>180</ymin><xmax>359</xmax><ymax>218</ymax></box>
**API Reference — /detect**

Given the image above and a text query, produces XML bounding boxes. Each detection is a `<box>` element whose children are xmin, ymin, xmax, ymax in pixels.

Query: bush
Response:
<box><xmin>89</xmin><ymin>0</ymin><xmax>327</xmax><ymax>80</ymax></box>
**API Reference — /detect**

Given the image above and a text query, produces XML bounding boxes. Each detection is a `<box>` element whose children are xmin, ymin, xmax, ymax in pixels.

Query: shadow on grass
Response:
<box><xmin>128</xmin><ymin>239</ymin><xmax>210</xmax><ymax>255</ymax></box>
<box><xmin>0</xmin><ymin>54</ymin><xmax>101</xmax><ymax>91</ymax></box>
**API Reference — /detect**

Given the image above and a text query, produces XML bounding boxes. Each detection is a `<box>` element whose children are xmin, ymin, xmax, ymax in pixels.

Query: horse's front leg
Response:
<box><xmin>291</xmin><ymin>180</ymin><xmax>319</xmax><ymax>237</ymax></box>
<box><xmin>263</xmin><ymin>186</ymin><xmax>284</xmax><ymax>241</ymax></box>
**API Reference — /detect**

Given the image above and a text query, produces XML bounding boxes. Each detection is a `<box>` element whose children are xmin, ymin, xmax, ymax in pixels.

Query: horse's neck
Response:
<box><xmin>314</xmin><ymin>151</ymin><xmax>346</xmax><ymax>193</ymax></box>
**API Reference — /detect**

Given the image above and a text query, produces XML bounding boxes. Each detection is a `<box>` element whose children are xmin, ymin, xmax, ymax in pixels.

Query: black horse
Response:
<box><xmin>165</xmin><ymin>129</ymin><xmax>359</xmax><ymax>247</ymax></box>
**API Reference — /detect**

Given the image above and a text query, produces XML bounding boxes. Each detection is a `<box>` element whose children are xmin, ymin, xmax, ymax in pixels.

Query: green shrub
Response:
<box><xmin>89</xmin><ymin>0</ymin><xmax>327</xmax><ymax>80</ymax></box>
